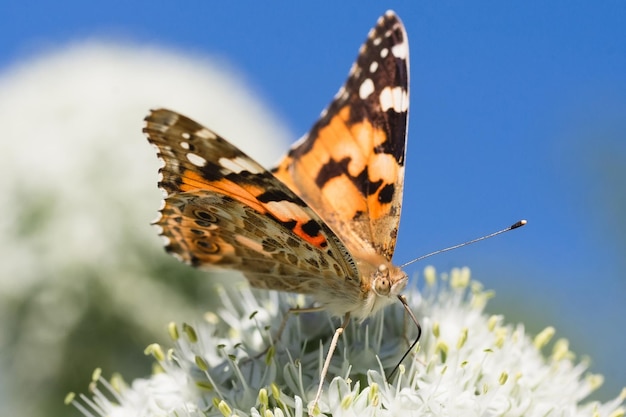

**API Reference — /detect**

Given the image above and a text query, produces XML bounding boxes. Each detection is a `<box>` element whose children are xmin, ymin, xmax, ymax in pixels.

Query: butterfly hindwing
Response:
<box><xmin>144</xmin><ymin>109</ymin><xmax>360</xmax><ymax>291</ymax></box>
<box><xmin>271</xmin><ymin>11</ymin><xmax>409</xmax><ymax>262</ymax></box>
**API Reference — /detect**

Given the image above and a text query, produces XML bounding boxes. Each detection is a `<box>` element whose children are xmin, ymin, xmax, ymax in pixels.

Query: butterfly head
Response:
<box><xmin>372</xmin><ymin>263</ymin><xmax>408</xmax><ymax>298</ymax></box>
<box><xmin>349</xmin><ymin>257</ymin><xmax>408</xmax><ymax>320</ymax></box>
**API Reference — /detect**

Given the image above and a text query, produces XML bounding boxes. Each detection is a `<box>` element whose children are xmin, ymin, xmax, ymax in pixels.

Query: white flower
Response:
<box><xmin>69</xmin><ymin>267</ymin><xmax>626</xmax><ymax>417</ymax></box>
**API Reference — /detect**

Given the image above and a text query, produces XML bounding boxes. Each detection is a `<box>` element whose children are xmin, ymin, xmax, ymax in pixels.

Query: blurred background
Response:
<box><xmin>1</xmin><ymin>2</ymin><xmax>624</xmax><ymax>417</ymax></box>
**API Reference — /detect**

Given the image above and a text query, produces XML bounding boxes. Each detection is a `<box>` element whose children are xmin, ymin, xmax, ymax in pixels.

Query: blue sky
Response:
<box><xmin>3</xmin><ymin>1</ymin><xmax>625</xmax><ymax>398</ymax></box>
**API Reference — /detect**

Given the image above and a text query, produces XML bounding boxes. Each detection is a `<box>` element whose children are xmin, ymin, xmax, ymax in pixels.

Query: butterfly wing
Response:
<box><xmin>144</xmin><ymin>109</ymin><xmax>361</xmax><ymax>296</ymax></box>
<box><xmin>271</xmin><ymin>11</ymin><xmax>409</xmax><ymax>262</ymax></box>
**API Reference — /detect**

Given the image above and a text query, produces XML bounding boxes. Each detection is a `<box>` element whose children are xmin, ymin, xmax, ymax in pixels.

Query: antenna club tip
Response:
<box><xmin>511</xmin><ymin>219</ymin><xmax>527</xmax><ymax>229</ymax></box>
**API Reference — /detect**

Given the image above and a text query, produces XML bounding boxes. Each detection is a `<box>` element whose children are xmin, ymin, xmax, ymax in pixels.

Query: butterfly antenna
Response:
<box><xmin>388</xmin><ymin>219</ymin><xmax>526</xmax><ymax>380</ymax></box>
<box><xmin>400</xmin><ymin>219</ymin><xmax>527</xmax><ymax>269</ymax></box>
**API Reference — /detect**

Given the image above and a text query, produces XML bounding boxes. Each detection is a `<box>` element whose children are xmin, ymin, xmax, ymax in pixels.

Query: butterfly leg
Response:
<box><xmin>255</xmin><ymin>304</ymin><xmax>325</xmax><ymax>360</ymax></box>
<box><xmin>274</xmin><ymin>305</ymin><xmax>325</xmax><ymax>347</ymax></box>
<box><xmin>309</xmin><ymin>312</ymin><xmax>351</xmax><ymax>416</ymax></box>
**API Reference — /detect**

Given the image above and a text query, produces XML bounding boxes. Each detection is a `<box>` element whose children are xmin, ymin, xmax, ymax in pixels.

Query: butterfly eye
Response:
<box><xmin>373</xmin><ymin>264</ymin><xmax>392</xmax><ymax>295</ymax></box>
<box><xmin>374</xmin><ymin>276</ymin><xmax>391</xmax><ymax>296</ymax></box>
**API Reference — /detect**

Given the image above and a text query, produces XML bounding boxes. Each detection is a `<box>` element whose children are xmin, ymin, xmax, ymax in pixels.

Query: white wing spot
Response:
<box><xmin>195</xmin><ymin>128</ymin><xmax>217</xmax><ymax>140</ymax></box>
<box><xmin>380</xmin><ymin>48</ymin><xmax>389</xmax><ymax>58</ymax></box>
<box><xmin>379</xmin><ymin>87</ymin><xmax>408</xmax><ymax>113</ymax></box>
<box><xmin>391</xmin><ymin>41</ymin><xmax>408</xmax><ymax>60</ymax></box>
<box><xmin>373</xmin><ymin>37</ymin><xmax>382</xmax><ymax>46</ymax></box>
<box><xmin>359</xmin><ymin>78</ymin><xmax>375</xmax><ymax>99</ymax></box>
<box><xmin>179</xmin><ymin>141</ymin><xmax>190</xmax><ymax>150</ymax></box>
<box><xmin>385</xmin><ymin>30</ymin><xmax>393</xmax><ymax>38</ymax></box>
<box><xmin>218</xmin><ymin>156</ymin><xmax>264</xmax><ymax>174</ymax></box>
<box><xmin>265</xmin><ymin>200</ymin><xmax>309</xmax><ymax>222</ymax></box>
<box><xmin>187</xmin><ymin>153</ymin><xmax>207</xmax><ymax>167</ymax></box>
<box><xmin>159</xmin><ymin>234</ymin><xmax>170</xmax><ymax>246</ymax></box>
<box><xmin>181</xmin><ymin>132</ymin><xmax>191</xmax><ymax>139</ymax></box>
<box><xmin>171</xmin><ymin>252</ymin><xmax>185</xmax><ymax>263</ymax></box>
<box><xmin>334</xmin><ymin>86</ymin><xmax>346</xmax><ymax>100</ymax></box>
<box><xmin>369</xmin><ymin>61</ymin><xmax>379</xmax><ymax>73</ymax></box>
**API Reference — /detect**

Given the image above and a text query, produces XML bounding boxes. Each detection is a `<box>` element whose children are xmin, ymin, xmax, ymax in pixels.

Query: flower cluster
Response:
<box><xmin>68</xmin><ymin>267</ymin><xmax>626</xmax><ymax>417</ymax></box>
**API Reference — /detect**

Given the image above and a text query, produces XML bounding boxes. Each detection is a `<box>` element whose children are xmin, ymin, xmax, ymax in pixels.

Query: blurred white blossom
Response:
<box><xmin>70</xmin><ymin>268</ymin><xmax>626</xmax><ymax>417</ymax></box>
<box><xmin>0</xmin><ymin>41</ymin><xmax>291</xmax><ymax>417</ymax></box>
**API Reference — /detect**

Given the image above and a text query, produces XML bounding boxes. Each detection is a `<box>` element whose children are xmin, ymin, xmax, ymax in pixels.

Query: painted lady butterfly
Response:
<box><xmin>145</xmin><ymin>10</ymin><xmax>413</xmax><ymax>412</ymax></box>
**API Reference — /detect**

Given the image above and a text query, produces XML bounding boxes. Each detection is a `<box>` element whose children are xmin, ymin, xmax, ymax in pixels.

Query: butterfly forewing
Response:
<box><xmin>144</xmin><ymin>109</ymin><xmax>360</xmax><ymax>291</ymax></box>
<box><xmin>271</xmin><ymin>12</ymin><xmax>409</xmax><ymax>262</ymax></box>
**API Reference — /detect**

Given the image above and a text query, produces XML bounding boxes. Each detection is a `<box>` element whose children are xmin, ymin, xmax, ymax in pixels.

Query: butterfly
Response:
<box><xmin>144</xmin><ymin>10</ymin><xmax>415</xmax><ymax>413</ymax></box>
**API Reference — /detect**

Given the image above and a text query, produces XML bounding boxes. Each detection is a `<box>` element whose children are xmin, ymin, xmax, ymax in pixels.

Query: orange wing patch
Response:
<box><xmin>274</xmin><ymin>105</ymin><xmax>399</xmax><ymax>224</ymax></box>
<box><xmin>176</xmin><ymin>167</ymin><xmax>325</xmax><ymax>249</ymax></box>
<box><xmin>177</xmin><ymin>172</ymin><xmax>268</xmax><ymax>215</ymax></box>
